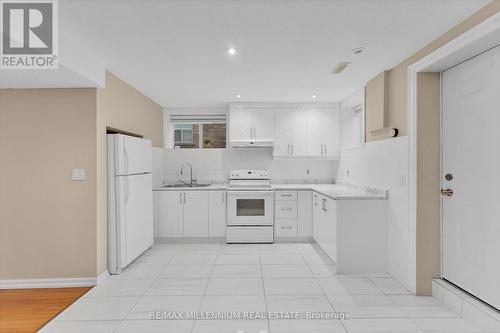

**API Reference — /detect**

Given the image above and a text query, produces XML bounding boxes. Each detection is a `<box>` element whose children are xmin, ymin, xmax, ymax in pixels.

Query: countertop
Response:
<box><xmin>271</xmin><ymin>183</ymin><xmax>387</xmax><ymax>200</ymax></box>
<box><xmin>153</xmin><ymin>184</ymin><xmax>227</xmax><ymax>191</ymax></box>
<box><xmin>154</xmin><ymin>183</ymin><xmax>387</xmax><ymax>200</ymax></box>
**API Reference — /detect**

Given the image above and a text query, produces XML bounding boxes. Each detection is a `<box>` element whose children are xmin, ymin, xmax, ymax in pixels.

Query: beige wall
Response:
<box><xmin>0</xmin><ymin>72</ymin><xmax>162</xmax><ymax>280</ymax></box>
<box><xmin>365</xmin><ymin>1</ymin><xmax>500</xmax><ymax>142</ymax></box>
<box><xmin>0</xmin><ymin>89</ymin><xmax>98</xmax><ymax>279</ymax></box>
<box><xmin>365</xmin><ymin>71</ymin><xmax>389</xmax><ymax>141</ymax></box>
<box><xmin>416</xmin><ymin>73</ymin><xmax>441</xmax><ymax>295</ymax></box>
<box><xmin>96</xmin><ymin>72</ymin><xmax>163</xmax><ymax>274</ymax></box>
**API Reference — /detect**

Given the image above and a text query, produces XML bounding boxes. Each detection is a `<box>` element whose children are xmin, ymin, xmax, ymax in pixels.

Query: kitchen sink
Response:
<box><xmin>161</xmin><ymin>182</ymin><xmax>212</xmax><ymax>188</ymax></box>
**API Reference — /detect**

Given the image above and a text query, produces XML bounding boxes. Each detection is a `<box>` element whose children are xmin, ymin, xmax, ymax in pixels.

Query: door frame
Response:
<box><xmin>407</xmin><ymin>11</ymin><xmax>500</xmax><ymax>294</ymax></box>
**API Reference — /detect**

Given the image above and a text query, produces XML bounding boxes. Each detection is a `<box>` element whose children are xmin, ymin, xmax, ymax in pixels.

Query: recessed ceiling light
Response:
<box><xmin>312</xmin><ymin>95</ymin><xmax>317</xmax><ymax>99</ymax></box>
<box><xmin>236</xmin><ymin>94</ymin><xmax>241</xmax><ymax>98</ymax></box>
<box><xmin>227</xmin><ymin>47</ymin><xmax>237</xmax><ymax>55</ymax></box>
<box><xmin>352</xmin><ymin>47</ymin><xmax>365</xmax><ymax>55</ymax></box>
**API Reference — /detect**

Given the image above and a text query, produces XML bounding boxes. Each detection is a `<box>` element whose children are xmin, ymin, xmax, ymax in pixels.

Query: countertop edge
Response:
<box><xmin>153</xmin><ymin>183</ymin><xmax>387</xmax><ymax>200</ymax></box>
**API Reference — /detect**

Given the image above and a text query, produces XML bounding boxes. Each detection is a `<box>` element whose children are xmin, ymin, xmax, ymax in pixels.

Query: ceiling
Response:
<box><xmin>60</xmin><ymin>0</ymin><xmax>489</xmax><ymax>107</ymax></box>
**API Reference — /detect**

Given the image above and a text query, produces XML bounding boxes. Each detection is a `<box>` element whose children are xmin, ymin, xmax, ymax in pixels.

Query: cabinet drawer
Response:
<box><xmin>276</xmin><ymin>201</ymin><xmax>297</xmax><ymax>219</ymax></box>
<box><xmin>275</xmin><ymin>219</ymin><xmax>297</xmax><ymax>237</ymax></box>
<box><xmin>275</xmin><ymin>191</ymin><xmax>297</xmax><ymax>201</ymax></box>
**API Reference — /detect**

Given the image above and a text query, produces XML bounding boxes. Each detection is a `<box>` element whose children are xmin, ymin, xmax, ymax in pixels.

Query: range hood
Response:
<box><xmin>230</xmin><ymin>140</ymin><xmax>274</xmax><ymax>148</ymax></box>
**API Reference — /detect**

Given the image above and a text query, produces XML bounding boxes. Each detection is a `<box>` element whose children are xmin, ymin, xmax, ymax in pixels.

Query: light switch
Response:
<box><xmin>400</xmin><ymin>174</ymin><xmax>407</xmax><ymax>187</ymax></box>
<box><xmin>72</xmin><ymin>168</ymin><xmax>85</xmax><ymax>181</ymax></box>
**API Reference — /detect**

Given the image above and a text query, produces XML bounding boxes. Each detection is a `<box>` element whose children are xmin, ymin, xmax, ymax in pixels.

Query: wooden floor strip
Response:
<box><xmin>0</xmin><ymin>287</ymin><xmax>92</xmax><ymax>333</ymax></box>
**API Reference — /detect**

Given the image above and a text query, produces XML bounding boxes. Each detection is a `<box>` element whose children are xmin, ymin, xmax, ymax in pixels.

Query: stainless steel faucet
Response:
<box><xmin>180</xmin><ymin>162</ymin><xmax>194</xmax><ymax>185</ymax></box>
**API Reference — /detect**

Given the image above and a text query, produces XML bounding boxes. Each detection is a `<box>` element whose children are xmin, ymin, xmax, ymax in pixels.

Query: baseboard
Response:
<box><xmin>154</xmin><ymin>237</ymin><xmax>225</xmax><ymax>244</ymax></box>
<box><xmin>433</xmin><ymin>279</ymin><xmax>500</xmax><ymax>333</ymax></box>
<box><xmin>96</xmin><ymin>270</ymin><xmax>109</xmax><ymax>285</ymax></box>
<box><xmin>0</xmin><ymin>273</ymin><xmax>108</xmax><ymax>289</ymax></box>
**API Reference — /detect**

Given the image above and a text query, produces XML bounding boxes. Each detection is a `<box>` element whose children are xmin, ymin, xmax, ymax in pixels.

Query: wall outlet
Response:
<box><xmin>72</xmin><ymin>168</ymin><xmax>85</xmax><ymax>181</ymax></box>
<box><xmin>346</xmin><ymin>169</ymin><xmax>350</xmax><ymax>176</ymax></box>
<box><xmin>306</xmin><ymin>169</ymin><xmax>310</xmax><ymax>175</ymax></box>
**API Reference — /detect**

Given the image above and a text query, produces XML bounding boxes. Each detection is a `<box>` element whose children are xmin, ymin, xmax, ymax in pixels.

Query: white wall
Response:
<box><xmin>152</xmin><ymin>147</ymin><xmax>164</xmax><ymax>187</ymax></box>
<box><xmin>336</xmin><ymin>136</ymin><xmax>411</xmax><ymax>290</ymax></box>
<box><xmin>161</xmin><ymin>148</ymin><xmax>337</xmax><ymax>184</ymax></box>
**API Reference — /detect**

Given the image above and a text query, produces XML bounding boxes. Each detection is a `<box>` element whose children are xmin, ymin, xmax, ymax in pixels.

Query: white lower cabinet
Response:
<box><xmin>153</xmin><ymin>191</ymin><xmax>159</xmax><ymax>237</ymax></box>
<box><xmin>297</xmin><ymin>191</ymin><xmax>313</xmax><ymax>238</ymax></box>
<box><xmin>183</xmin><ymin>191</ymin><xmax>209</xmax><ymax>237</ymax></box>
<box><xmin>275</xmin><ymin>190</ymin><xmax>312</xmax><ymax>239</ymax></box>
<box><xmin>312</xmin><ymin>192</ymin><xmax>387</xmax><ymax>273</ymax></box>
<box><xmin>209</xmin><ymin>191</ymin><xmax>226</xmax><ymax>237</ymax></box>
<box><xmin>158</xmin><ymin>191</ymin><xmax>184</xmax><ymax>238</ymax></box>
<box><xmin>157</xmin><ymin>190</ymin><xmax>223</xmax><ymax>238</ymax></box>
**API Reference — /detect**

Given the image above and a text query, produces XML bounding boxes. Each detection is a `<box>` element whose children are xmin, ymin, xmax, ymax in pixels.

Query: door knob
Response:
<box><xmin>441</xmin><ymin>188</ymin><xmax>454</xmax><ymax>197</ymax></box>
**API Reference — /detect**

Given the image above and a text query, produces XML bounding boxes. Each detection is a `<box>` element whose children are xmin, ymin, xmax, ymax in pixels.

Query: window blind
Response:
<box><xmin>170</xmin><ymin>114</ymin><xmax>226</xmax><ymax>124</ymax></box>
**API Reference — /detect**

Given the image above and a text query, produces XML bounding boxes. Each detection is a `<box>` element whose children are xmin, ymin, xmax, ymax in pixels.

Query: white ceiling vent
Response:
<box><xmin>332</xmin><ymin>62</ymin><xmax>351</xmax><ymax>74</ymax></box>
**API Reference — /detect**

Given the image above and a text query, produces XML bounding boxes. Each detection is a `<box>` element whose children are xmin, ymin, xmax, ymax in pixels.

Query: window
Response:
<box><xmin>171</xmin><ymin>115</ymin><xmax>226</xmax><ymax>149</ymax></box>
<box><xmin>174</xmin><ymin>124</ymin><xmax>195</xmax><ymax>145</ymax></box>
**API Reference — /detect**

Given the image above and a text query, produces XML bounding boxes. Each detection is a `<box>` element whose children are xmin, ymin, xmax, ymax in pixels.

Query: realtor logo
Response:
<box><xmin>1</xmin><ymin>0</ymin><xmax>58</xmax><ymax>69</ymax></box>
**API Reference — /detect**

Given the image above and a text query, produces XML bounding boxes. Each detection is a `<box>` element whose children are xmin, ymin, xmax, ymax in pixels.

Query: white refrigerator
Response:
<box><xmin>107</xmin><ymin>134</ymin><xmax>153</xmax><ymax>274</ymax></box>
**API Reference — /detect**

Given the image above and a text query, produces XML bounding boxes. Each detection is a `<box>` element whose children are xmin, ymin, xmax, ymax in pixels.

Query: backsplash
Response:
<box><xmin>156</xmin><ymin>148</ymin><xmax>337</xmax><ymax>185</ymax></box>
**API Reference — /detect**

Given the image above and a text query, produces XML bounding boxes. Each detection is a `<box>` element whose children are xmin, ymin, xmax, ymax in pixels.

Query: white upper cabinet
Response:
<box><xmin>273</xmin><ymin>109</ymin><xmax>292</xmax><ymax>156</ymax></box>
<box><xmin>307</xmin><ymin>109</ymin><xmax>341</xmax><ymax>158</ymax></box>
<box><xmin>292</xmin><ymin>108</ymin><xmax>308</xmax><ymax>156</ymax></box>
<box><xmin>229</xmin><ymin>108</ymin><xmax>252</xmax><ymax>142</ymax></box>
<box><xmin>229</xmin><ymin>107</ymin><xmax>274</xmax><ymax>144</ymax></box>
<box><xmin>230</xmin><ymin>104</ymin><xmax>340</xmax><ymax>157</ymax></box>
<box><xmin>273</xmin><ymin>108</ymin><xmax>308</xmax><ymax>157</ymax></box>
<box><xmin>250</xmin><ymin>108</ymin><xmax>274</xmax><ymax>141</ymax></box>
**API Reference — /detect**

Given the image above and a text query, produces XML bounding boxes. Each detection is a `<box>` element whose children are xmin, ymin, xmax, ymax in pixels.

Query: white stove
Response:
<box><xmin>226</xmin><ymin>170</ymin><xmax>274</xmax><ymax>243</ymax></box>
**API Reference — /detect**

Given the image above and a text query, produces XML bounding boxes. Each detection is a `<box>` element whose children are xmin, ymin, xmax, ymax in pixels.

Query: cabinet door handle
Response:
<box><xmin>322</xmin><ymin>198</ymin><xmax>327</xmax><ymax>212</ymax></box>
<box><xmin>320</xmin><ymin>144</ymin><xmax>324</xmax><ymax>155</ymax></box>
<box><xmin>314</xmin><ymin>194</ymin><xmax>318</xmax><ymax>206</ymax></box>
<box><xmin>179</xmin><ymin>192</ymin><xmax>182</xmax><ymax>204</ymax></box>
<box><xmin>281</xmin><ymin>225</ymin><xmax>292</xmax><ymax>229</ymax></box>
<box><xmin>291</xmin><ymin>145</ymin><xmax>294</xmax><ymax>155</ymax></box>
<box><xmin>287</xmin><ymin>144</ymin><xmax>290</xmax><ymax>155</ymax></box>
<box><xmin>281</xmin><ymin>208</ymin><xmax>292</xmax><ymax>211</ymax></box>
<box><xmin>183</xmin><ymin>193</ymin><xmax>186</xmax><ymax>204</ymax></box>
<box><xmin>324</xmin><ymin>144</ymin><xmax>327</xmax><ymax>155</ymax></box>
<box><xmin>281</xmin><ymin>194</ymin><xmax>292</xmax><ymax>197</ymax></box>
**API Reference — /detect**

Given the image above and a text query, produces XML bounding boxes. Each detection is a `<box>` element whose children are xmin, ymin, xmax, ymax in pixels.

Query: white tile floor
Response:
<box><xmin>39</xmin><ymin>243</ymin><xmax>483</xmax><ymax>333</ymax></box>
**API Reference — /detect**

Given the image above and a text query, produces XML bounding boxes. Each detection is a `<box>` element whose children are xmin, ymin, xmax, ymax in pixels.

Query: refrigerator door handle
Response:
<box><xmin>123</xmin><ymin>146</ymin><xmax>129</xmax><ymax>175</ymax></box>
<box><xmin>124</xmin><ymin>177</ymin><xmax>129</xmax><ymax>202</ymax></box>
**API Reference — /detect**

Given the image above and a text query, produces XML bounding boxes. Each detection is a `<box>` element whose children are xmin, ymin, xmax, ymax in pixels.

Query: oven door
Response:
<box><xmin>227</xmin><ymin>191</ymin><xmax>274</xmax><ymax>226</ymax></box>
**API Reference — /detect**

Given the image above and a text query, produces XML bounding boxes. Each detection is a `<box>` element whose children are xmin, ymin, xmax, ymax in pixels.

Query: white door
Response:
<box><xmin>183</xmin><ymin>191</ymin><xmax>209</xmax><ymax>237</ymax></box>
<box><xmin>209</xmin><ymin>191</ymin><xmax>226</xmax><ymax>237</ymax></box>
<box><xmin>291</xmin><ymin>109</ymin><xmax>308</xmax><ymax>156</ymax></box>
<box><xmin>322</xmin><ymin>110</ymin><xmax>341</xmax><ymax>157</ymax></box>
<box><xmin>230</xmin><ymin>108</ymin><xmax>252</xmax><ymax>141</ymax></box>
<box><xmin>251</xmin><ymin>108</ymin><xmax>274</xmax><ymax>140</ymax></box>
<box><xmin>307</xmin><ymin>109</ymin><xmax>323</xmax><ymax>156</ymax></box>
<box><xmin>158</xmin><ymin>191</ymin><xmax>183</xmax><ymax>237</ymax></box>
<box><xmin>274</xmin><ymin>109</ymin><xmax>291</xmax><ymax>157</ymax></box>
<box><xmin>442</xmin><ymin>45</ymin><xmax>500</xmax><ymax>310</ymax></box>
